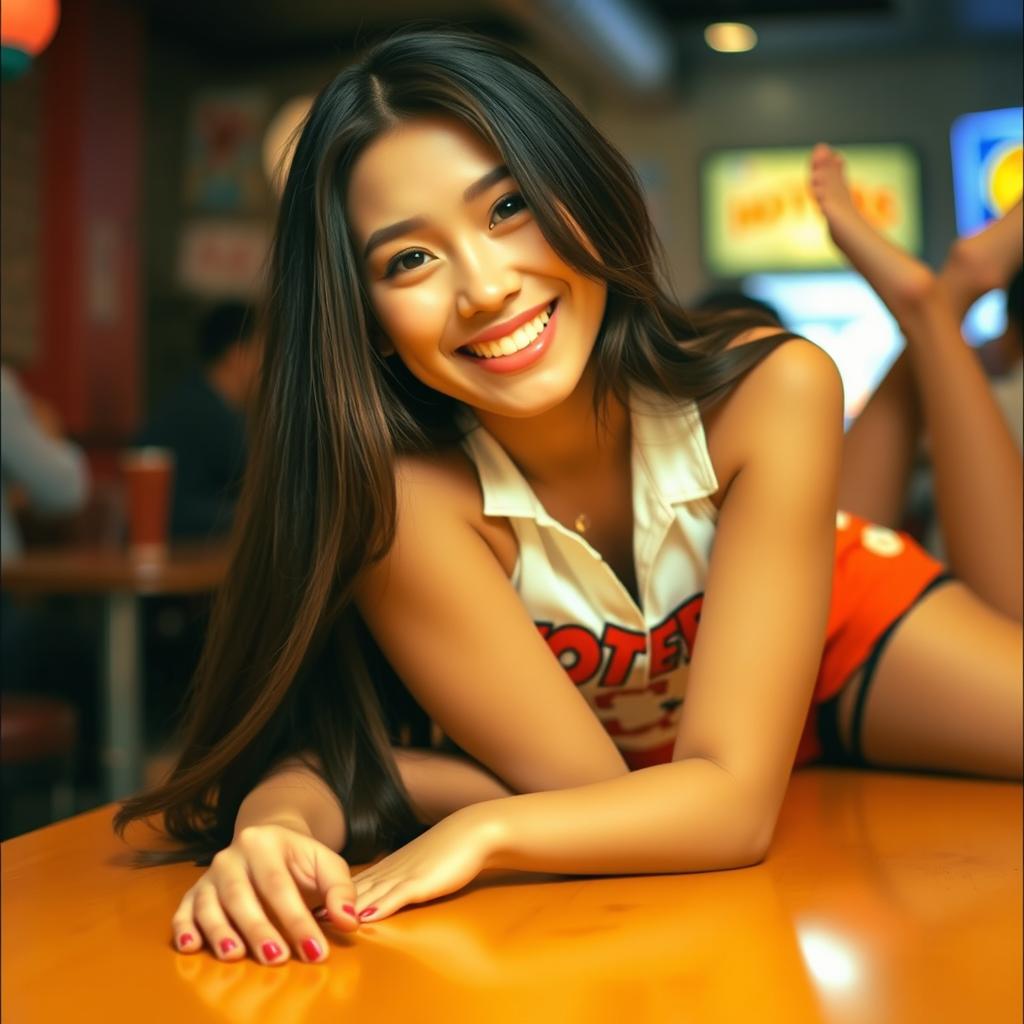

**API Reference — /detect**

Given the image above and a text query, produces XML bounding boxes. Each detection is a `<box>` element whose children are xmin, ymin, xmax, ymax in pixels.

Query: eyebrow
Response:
<box><xmin>362</xmin><ymin>164</ymin><xmax>511</xmax><ymax>259</ymax></box>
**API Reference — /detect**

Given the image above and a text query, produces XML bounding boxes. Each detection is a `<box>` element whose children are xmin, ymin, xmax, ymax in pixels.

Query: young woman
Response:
<box><xmin>114</xmin><ymin>30</ymin><xmax>1022</xmax><ymax>967</ymax></box>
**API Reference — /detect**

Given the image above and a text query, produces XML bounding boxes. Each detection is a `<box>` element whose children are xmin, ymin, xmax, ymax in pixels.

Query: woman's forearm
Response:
<box><xmin>234</xmin><ymin>760</ymin><xmax>347</xmax><ymax>850</ymax></box>
<box><xmin>394</xmin><ymin>747</ymin><xmax>516</xmax><ymax>824</ymax></box>
<box><xmin>473</xmin><ymin>757</ymin><xmax>770</xmax><ymax>875</ymax></box>
<box><xmin>232</xmin><ymin>747</ymin><xmax>515</xmax><ymax>852</ymax></box>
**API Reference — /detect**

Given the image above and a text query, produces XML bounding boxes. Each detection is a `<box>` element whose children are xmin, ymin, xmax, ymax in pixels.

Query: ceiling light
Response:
<box><xmin>705</xmin><ymin>22</ymin><xmax>758</xmax><ymax>53</ymax></box>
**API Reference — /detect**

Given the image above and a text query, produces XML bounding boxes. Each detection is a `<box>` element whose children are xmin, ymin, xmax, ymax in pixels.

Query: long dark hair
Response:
<box><xmin>114</xmin><ymin>29</ymin><xmax>794</xmax><ymax>865</ymax></box>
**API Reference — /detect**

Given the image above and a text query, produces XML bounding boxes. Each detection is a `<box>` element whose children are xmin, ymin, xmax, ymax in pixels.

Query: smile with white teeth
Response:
<box><xmin>462</xmin><ymin>304</ymin><xmax>553</xmax><ymax>359</ymax></box>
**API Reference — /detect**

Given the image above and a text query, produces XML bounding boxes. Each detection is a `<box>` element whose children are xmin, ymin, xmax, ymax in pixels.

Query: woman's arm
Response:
<box><xmin>466</xmin><ymin>340</ymin><xmax>845</xmax><ymax>873</ymax></box>
<box><xmin>352</xmin><ymin>341</ymin><xmax>844</xmax><ymax>910</ymax></box>
<box><xmin>235</xmin><ymin>746</ymin><xmax>516</xmax><ymax>851</ymax></box>
<box><xmin>234</xmin><ymin>758</ymin><xmax>348</xmax><ymax>848</ymax></box>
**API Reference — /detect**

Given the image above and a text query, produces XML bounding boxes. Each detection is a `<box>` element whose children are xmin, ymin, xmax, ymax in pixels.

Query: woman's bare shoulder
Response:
<box><xmin>394</xmin><ymin>447</ymin><xmax>518</xmax><ymax>576</ymax></box>
<box><xmin>703</xmin><ymin>334</ymin><xmax>840</xmax><ymax>507</ymax></box>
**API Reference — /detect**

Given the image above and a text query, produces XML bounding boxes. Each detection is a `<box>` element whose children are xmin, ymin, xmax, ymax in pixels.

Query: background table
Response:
<box><xmin>1</xmin><ymin>544</ymin><xmax>229</xmax><ymax>799</ymax></box>
<box><xmin>2</xmin><ymin>768</ymin><xmax>1020</xmax><ymax>1023</ymax></box>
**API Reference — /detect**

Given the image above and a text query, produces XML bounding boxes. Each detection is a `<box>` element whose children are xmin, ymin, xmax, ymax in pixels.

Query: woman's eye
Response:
<box><xmin>385</xmin><ymin>249</ymin><xmax>432</xmax><ymax>277</ymax></box>
<box><xmin>490</xmin><ymin>193</ymin><xmax>527</xmax><ymax>228</ymax></box>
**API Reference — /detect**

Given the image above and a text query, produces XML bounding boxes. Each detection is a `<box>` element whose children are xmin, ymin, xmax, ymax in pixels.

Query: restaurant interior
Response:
<box><xmin>0</xmin><ymin>0</ymin><xmax>1021</xmax><ymax>1018</ymax></box>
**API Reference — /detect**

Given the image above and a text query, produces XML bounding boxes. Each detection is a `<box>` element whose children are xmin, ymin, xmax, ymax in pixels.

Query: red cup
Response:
<box><xmin>121</xmin><ymin>448</ymin><xmax>174</xmax><ymax>564</ymax></box>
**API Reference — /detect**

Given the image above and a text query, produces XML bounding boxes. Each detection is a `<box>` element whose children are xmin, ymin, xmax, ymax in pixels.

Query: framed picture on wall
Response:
<box><xmin>183</xmin><ymin>91</ymin><xmax>269</xmax><ymax>214</ymax></box>
<box><xmin>699</xmin><ymin>143</ymin><xmax>923</xmax><ymax>276</ymax></box>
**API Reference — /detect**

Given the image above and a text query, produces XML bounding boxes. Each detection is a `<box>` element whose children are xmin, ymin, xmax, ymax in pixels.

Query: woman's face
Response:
<box><xmin>347</xmin><ymin>117</ymin><xmax>608</xmax><ymax>418</ymax></box>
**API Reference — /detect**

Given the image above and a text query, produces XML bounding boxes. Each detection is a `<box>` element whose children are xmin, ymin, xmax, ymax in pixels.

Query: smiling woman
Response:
<box><xmin>111</xmin><ymin>27</ymin><xmax>1021</xmax><ymax>969</ymax></box>
<box><xmin>349</xmin><ymin>117</ymin><xmax>607</xmax><ymax>413</ymax></box>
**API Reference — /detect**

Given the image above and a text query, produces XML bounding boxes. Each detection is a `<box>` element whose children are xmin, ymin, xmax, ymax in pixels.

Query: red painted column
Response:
<box><xmin>26</xmin><ymin>0</ymin><xmax>143</xmax><ymax>457</ymax></box>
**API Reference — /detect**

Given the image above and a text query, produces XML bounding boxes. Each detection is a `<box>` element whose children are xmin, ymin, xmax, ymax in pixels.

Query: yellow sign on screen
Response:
<box><xmin>702</xmin><ymin>144</ymin><xmax>922</xmax><ymax>276</ymax></box>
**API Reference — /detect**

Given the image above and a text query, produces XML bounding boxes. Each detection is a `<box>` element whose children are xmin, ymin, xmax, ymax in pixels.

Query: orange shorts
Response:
<box><xmin>794</xmin><ymin>511</ymin><xmax>950</xmax><ymax>766</ymax></box>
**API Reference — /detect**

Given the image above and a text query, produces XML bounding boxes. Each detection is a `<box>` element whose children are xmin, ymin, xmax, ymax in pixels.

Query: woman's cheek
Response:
<box><xmin>375</xmin><ymin>289</ymin><xmax>450</xmax><ymax>359</ymax></box>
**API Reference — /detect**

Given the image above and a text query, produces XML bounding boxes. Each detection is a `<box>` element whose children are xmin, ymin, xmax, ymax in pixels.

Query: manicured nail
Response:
<box><xmin>178</xmin><ymin>933</ymin><xmax>194</xmax><ymax>948</ymax></box>
<box><xmin>301</xmin><ymin>937</ymin><xmax>324</xmax><ymax>962</ymax></box>
<box><xmin>218</xmin><ymin>938</ymin><xmax>238</xmax><ymax>955</ymax></box>
<box><xmin>261</xmin><ymin>940</ymin><xmax>283</xmax><ymax>962</ymax></box>
<box><xmin>342</xmin><ymin>904</ymin><xmax>357</xmax><ymax>918</ymax></box>
<box><xmin>313</xmin><ymin>906</ymin><xmax>329</xmax><ymax>921</ymax></box>
<box><xmin>359</xmin><ymin>907</ymin><xmax>378</xmax><ymax>920</ymax></box>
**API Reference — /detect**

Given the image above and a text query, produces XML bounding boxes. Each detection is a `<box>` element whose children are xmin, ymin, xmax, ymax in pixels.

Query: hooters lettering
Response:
<box><xmin>535</xmin><ymin>593</ymin><xmax>705</xmax><ymax>690</ymax></box>
<box><xmin>545</xmin><ymin>624</ymin><xmax>603</xmax><ymax>684</ymax></box>
<box><xmin>649</xmin><ymin>615</ymin><xmax>682</xmax><ymax>675</ymax></box>
<box><xmin>599</xmin><ymin>624</ymin><xmax>647</xmax><ymax>687</ymax></box>
<box><xmin>674</xmin><ymin>594</ymin><xmax>703</xmax><ymax>660</ymax></box>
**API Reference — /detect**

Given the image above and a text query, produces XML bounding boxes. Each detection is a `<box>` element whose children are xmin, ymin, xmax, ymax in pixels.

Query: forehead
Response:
<box><xmin>347</xmin><ymin>117</ymin><xmax>502</xmax><ymax>239</ymax></box>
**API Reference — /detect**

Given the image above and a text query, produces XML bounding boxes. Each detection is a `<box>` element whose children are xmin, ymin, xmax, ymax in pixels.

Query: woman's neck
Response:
<box><xmin>472</xmin><ymin>365</ymin><xmax>631</xmax><ymax>489</ymax></box>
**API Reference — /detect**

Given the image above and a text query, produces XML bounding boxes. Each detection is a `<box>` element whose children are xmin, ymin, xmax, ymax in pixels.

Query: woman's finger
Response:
<box><xmin>246</xmin><ymin>848</ymin><xmax>331</xmax><ymax>963</ymax></box>
<box><xmin>357</xmin><ymin>879</ymin><xmax>425</xmax><ymax>922</ymax></box>
<box><xmin>310</xmin><ymin>844</ymin><xmax>360</xmax><ymax>932</ymax></box>
<box><xmin>170</xmin><ymin>889</ymin><xmax>203</xmax><ymax>954</ymax></box>
<box><xmin>209</xmin><ymin>848</ymin><xmax>295</xmax><ymax>966</ymax></box>
<box><xmin>191</xmin><ymin>883</ymin><xmax>247</xmax><ymax>961</ymax></box>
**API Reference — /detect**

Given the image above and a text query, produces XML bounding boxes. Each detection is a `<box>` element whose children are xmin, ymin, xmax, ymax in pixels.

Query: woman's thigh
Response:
<box><xmin>835</xmin><ymin>582</ymin><xmax>1022</xmax><ymax>779</ymax></box>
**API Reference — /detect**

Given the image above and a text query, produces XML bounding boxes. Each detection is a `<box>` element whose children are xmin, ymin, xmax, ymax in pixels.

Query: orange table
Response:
<box><xmin>1</xmin><ymin>544</ymin><xmax>229</xmax><ymax>799</ymax></box>
<box><xmin>2</xmin><ymin>768</ymin><xmax>1020</xmax><ymax>1022</ymax></box>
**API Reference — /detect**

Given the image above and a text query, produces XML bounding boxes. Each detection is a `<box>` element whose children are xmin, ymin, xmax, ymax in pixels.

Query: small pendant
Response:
<box><xmin>573</xmin><ymin>513</ymin><xmax>590</xmax><ymax>534</ymax></box>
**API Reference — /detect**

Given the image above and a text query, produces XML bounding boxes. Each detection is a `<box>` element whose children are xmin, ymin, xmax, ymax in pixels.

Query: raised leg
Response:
<box><xmin>835</xmin><ymin>582</ymin><xmax>1022</xmax><ymax>780</ymax></box>
<box><xmin>838</xmin><ymin>350</ymin><xmax>921</xmax><ymax>528</ymax></box>
<box><xmin>810</xmin><ymin>145</ymin><xmax>1023</xmax><ymax>621</ymax></box>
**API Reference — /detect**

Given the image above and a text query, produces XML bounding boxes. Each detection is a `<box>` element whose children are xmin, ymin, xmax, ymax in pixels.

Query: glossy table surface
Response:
<box><xmin>2</xmin><ymin>768</ymin><xmax>1020</xmax><ymax>1023</ymax></box>
<box><xmin>0</xmin><ymin>542</ymin><xmax>229</xmax><ymax>595</ymax></box>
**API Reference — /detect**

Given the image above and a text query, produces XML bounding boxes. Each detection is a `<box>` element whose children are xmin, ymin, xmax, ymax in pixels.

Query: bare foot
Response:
<box><xmin>939</xmin><ymin>200</ymin><xmax>1023</xmax><ymax>321</ymax></box>
<box><xmin>809</xmin><ymin>143</ymin><xmax>934</xmax><ymax>319</ymax></box>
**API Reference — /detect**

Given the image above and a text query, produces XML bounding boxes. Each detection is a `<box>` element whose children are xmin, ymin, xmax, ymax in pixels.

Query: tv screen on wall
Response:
<box><xmin>700</xmin><ymin>143</ymin><xmax>923</xmax><ymax>277</ymax></box>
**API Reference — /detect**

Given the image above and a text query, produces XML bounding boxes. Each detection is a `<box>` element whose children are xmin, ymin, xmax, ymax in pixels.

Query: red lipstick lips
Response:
<box><xmin>460</xmin><ymin>299</ymin><xmax>554</xmax><ymax>349</ymax></box>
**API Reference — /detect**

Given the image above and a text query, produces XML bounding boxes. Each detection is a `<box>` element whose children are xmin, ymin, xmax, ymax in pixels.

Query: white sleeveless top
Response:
<box><xmin>458</xmin><ymin>388</ymin><xmax>719</xmax><ymax>768</ymax></box>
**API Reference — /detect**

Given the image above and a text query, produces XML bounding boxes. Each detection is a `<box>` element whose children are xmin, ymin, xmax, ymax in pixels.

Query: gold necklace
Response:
<box><xmin>573</xmin><ymin>513</ymin><xmax>591</xmax><ymax>534</ymax></box>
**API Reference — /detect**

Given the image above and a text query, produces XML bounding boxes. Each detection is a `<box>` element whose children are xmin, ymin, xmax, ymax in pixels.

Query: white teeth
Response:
<box><xmin>464</xmin><ymin>304</ymin><xmax>553</xmax><ymax>359</ymax></box>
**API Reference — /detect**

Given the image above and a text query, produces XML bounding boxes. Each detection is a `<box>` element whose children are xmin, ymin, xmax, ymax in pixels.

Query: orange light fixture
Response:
<box><xmin>1</xmin><ymin>0</ymin><xmax>60</xmax><ymax>78</ymax></box>
<box><xmin>704</xmin><ymin>22</ymin><xmax>758</xmax><ymax>53</ymax></box>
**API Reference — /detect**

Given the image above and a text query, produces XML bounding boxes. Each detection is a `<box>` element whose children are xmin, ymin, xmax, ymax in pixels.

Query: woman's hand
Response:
<box><xmin>353</xmin><ymin>806</ymin><xmax>502</xmax><ymax>923</ymax></box>
<box><xmin>171</xmin><ymin>824</ymin><xmax>361</xmax><ymax>965</ymax></box>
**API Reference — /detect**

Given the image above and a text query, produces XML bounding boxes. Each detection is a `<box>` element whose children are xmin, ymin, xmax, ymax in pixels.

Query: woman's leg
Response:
<box><xmin>811</xmin><ymin>145</ymin><xmax>1023</xmax><ymax>621</ymax></box>
<box><xmin>837</xmin><ymin>350</ymin><xmax>922</xmax><ymax>528</ymax></box>
<box><xmin>833</xmin><ymin>582</ymin><xmax>1022</xmax><ymax>780</ymax></box>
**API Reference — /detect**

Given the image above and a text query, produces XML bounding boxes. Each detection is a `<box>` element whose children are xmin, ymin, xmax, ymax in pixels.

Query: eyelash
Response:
<box><xmin>382</xmin><ymin>192</ymin><xmax>529</xmax><ymax>278</ymax></box>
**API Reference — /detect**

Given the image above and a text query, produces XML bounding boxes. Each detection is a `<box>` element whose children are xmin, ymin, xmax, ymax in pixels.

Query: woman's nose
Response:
<box><xmin>454</xmin><ymin>242</ymin><xmax>521</xmax><ymax>319</ymax></box>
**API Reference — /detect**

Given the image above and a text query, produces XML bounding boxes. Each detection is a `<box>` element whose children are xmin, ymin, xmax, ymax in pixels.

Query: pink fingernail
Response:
<box><xmin>218</xmin><ymin>938</ymin><xmax>238</xmax><ymax>955</ymax></box>
<box><xmin>342</xmin><ymin>904</ymin><xmax>357</xmax><ymax>918</ymax></box>
<box><xmin>313</xmin><ymin>907</ymin><xmax>329</xmax><ymax>921</ymax></box>
<box><xmin>302</xmin><ymin>937</ymin><xmax>324</xmax><ymax>962</ymax></box>
<box><xmin>359</xmin><ymin>907</ymin><xmax>378</xmax><ymax>920</ymax></box>
<box><xmin>261</xmin><ymin>940</ymin><xmax>283</xmax><ymax>962</ymax></box>
<box><xmin>178</xmin><ymin>933</ymin><xmax>194</xmax><ymax>948</ymax></box>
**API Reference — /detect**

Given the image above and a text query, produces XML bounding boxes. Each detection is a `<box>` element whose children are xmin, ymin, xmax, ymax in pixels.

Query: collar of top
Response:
<box><xmin>456</xmin><ymin>386</ymin><xmax>719</xmax><ymax>522</ymax></box>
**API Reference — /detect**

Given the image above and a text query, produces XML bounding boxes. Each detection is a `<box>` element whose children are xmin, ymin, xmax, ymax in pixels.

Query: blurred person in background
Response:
<box><xmin>1</xmin><ymin>364</ymin><xmax>90</xmax><ymax>684</ymax></box>
<box><xmin>1</xmin><ymin>365</ymin><xmax>95</xmax><ymax>802</ymax></box>
<box><xmin>138</xmin><ymin>302</ymin><xmax>260</xmax><ymax>541</ymax></box>
<box><xmin>135</xmin><ymin>303</ymin><xmax>260</xmax><ymax>769</ymax></box>
<box><xmin>1</xmin><ymin>365</ymin><xmax>89</xmax><ymax>566</ymax></box>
